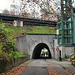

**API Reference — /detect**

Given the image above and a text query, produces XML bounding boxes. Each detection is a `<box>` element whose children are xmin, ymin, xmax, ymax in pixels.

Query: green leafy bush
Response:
<box><xmin>2</xmin><ymin>42</ymin><xmax>17</xmax><ymax>53</ymax></box>
<box><xmin>0</xmin><ymin>23</ymin><xmax>17</xmax><ymax>58</ymax></box>
<box><xmin>0</xmin><ymin>52</ymin><xmax>14</xmax><ymax>63</ymax></box>
<box><xmin>10</xmin><ymin>51</ymin><xmax>28</xmax><ymax>59</ymax></box>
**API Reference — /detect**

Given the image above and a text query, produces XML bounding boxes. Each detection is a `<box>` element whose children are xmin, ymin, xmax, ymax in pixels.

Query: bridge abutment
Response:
<box><xmin>16</xmin><ymin>34</ymin><xmax>74</xmax><ymax>59</ymax></box>
<box><xmin>16</xmin><ymin>34</ymin><xmax>56</xmax><ymax>59</ymax></box>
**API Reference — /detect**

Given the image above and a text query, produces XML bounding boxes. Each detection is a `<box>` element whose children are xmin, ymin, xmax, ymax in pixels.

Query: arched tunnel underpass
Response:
<box><xmin>32</xmin><ymin>43</ymin><xmax>52</xmax><ymax>59</ymax></box>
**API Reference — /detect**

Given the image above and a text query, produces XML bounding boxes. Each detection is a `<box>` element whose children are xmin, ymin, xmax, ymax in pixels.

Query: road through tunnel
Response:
<box><xmin>32</xmin><ymin>43</ymin><xmax>52</xmax><ymax>59</ymax></box>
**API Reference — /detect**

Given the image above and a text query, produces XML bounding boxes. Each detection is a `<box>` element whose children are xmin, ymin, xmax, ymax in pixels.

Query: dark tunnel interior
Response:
<box><xmin>32</xmin><ymin>43</ymin><xmax>52</xmax><ymax>59</ymax></box>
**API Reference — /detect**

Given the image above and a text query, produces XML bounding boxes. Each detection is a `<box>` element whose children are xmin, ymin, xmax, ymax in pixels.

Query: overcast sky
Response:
<box><xmin>0</xmin><ymin>0</ymin><xmax>11</xmax><ymax>11</ymax></box>
<box><xmin>0</xmin><ymin>0</ymin><xmax>75</xmax><ymax>12</ymax></box>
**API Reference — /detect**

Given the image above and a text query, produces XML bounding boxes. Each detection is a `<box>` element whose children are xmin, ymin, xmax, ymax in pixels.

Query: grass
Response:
<box><xmin>11</xmin><ymin>51</ymin><xmax>28</xmax><ymax>59</ymax></box>
<box><xmin>62</xmin><ymin>58</ymin><xmax>69</xmax><ymax>61</ymax></box>
<box><xmin>0</xmin><ymin>23</ymin><xmax>57</xmax><ymax>59</ymax></box>
<box><xmin>4</xmin><ymin>25</ymin><xmax>57</xmax><ymax>39</ymax></box>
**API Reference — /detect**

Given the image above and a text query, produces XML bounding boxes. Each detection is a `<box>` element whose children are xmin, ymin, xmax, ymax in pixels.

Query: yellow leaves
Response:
<box><xmin>0</xmin><ymin>50</ymin><xmax>2</xmax><ymax>54</ymax></box>
<box><xmin>10</xmin><ymin>39</ymin><xmax>16</xmax><ymax>42</ymax></box>
<box><xmin>1</xmin><ymin>23</ymin><xmax>5</xmax><ymax>28</ymax></box>
<box><xmin>60</xmin><ymin>2</ymin><xmax>64</xmax><ymax>4</ymax></box>
<box><xmin>14</xmin><ymin>39</ymin><xmax>16</xmax><ymax>42</ymax></box>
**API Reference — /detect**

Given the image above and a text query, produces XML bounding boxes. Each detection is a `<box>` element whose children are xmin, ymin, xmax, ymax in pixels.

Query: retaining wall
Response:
<box><xmin>0</xmin><ymin>56</ymin><xmax>30</xmax><ymax>73</ymax></box>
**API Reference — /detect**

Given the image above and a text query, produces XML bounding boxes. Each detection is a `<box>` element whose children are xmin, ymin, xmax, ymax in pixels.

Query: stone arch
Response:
<box><xmin>32</xmin><ymin>43</ymin><xmax>52</xmax><ymax>59</ymax></box>
<box><xmin>30</xmin><ymin>40</ymin><xmax>53</xmax><ymax>59</ymax></box>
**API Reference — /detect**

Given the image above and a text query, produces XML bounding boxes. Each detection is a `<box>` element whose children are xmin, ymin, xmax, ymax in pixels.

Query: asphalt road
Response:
<box><xmin>20</xmin><ymin>59</ymin><xmax>49</xmax><ymax>75</ymax></box>
<box><xmin>20</xmin><ymin>59</ymin><xmax>75</xmax><ymax>75</ymax></box>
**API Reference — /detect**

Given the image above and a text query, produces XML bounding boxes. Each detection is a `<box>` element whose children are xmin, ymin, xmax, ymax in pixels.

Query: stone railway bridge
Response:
<box><xmin>16</xmin><ymin>33</ymin><xmax>56</xmax><ymax>59</ymax></box>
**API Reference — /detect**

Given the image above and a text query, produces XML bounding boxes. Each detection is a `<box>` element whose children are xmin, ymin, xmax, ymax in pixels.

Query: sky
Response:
<box><xmin>0</xmin><ymin>0</ymin><xmax>75</xmax><ymax>12</ymax></box>
<box><xmin>0</xmin><ymin>0</ymin><xmax>56</xmax><ymax>12</ymax></box>
<box><xmin>0</xmin><ymin>0</ymin><xmax>20</xmax><ymax>12</ymax></box>
<box><xmin>0</xmin><ymin>0</ymin><xmax>11</xmax><ymax>11</ymax></box>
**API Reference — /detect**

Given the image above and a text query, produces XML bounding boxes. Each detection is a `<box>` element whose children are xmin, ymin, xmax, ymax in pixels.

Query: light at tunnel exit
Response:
<box><xmin>40</xmin><ymin>48</ymin><xmax>49</xmax><ymax>58</ymax></box>
<box><xmin>32</xmin><ymin>43</ymin><xmax>52</xmax><ymax>59</ymax></box>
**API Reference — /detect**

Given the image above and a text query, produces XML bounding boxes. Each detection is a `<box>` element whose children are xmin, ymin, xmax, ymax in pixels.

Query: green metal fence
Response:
<box><xmin>57</xmin><ymin>0</ymin><xmax>74</xmax><ymax>46</ymax></box>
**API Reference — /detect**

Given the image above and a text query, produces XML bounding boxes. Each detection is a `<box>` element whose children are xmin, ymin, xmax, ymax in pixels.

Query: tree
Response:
<box><xmin>20</xmin><ymin>0</ymin><xmax>40</xmax><ymax>18</ymax></box>
<box><xmin>10</xmin><ymin>10</ymin><xmax>15</xmax><ymax>15</ymax></box>
<box><xmin>40</xmin><ymin>0</ymin><xmax>56</xmax><ymax>16</ymax></box>
<box><xmin>3</xmin><ymin>9</ymin><xmax>10</xmax><ymax>15</ymax></box>
<box><xmin>19</xmin><ymin>0</ymin><xmax>57</xmax><ymax>19</ymax></box>
<box><xmin>21</xmin><ymin>11</ymin><xmax>30</xmax><ymax>17</ymax></box>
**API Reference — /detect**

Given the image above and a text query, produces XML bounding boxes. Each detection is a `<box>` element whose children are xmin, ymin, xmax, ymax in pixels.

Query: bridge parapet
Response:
<box><xmin>0</xmin><ymin>13</ymin><xmax>57</xmax><ymax>27</ymax></box>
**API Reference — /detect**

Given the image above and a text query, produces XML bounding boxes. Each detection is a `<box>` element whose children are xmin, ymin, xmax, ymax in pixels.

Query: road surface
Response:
<box><xmin>20</xmin><ymin>59</ymin><xmax>75</xmax><ymax>75</ymax></box>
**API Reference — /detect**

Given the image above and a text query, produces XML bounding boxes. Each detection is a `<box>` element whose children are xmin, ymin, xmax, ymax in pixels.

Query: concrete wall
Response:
<box><xmin>53</xmin><ymin>39</ymin><xmax>74</xmax><ymax>59</ymax></box>
<box><xmin>61</xmin><ymin>46</ymin><xmax>74</xmax><ymax>58</ymax></box>
<box><xmin>16</xmin><ymin>35</ymin><xmax>28</xmax><ymax>54</ymax></box>
<box><xmin>16</xmin><ymin>34</ymin><xmax>56</xmax><ymax>59</ymax></box>
<box><xmin>16</xmin><ymin>34</ymin><xmax>74</xmax><ymax>59</ymax></box>
<box><xmin>27</xmin><ymin>34</ymin><xmax>56</xmax><ymax>59</ymax></box>
<box><xmin>0</xmin><ymin>56</ymin><xmax>30</xmax><ymax>73</ymax></box>
<box><xmin>53</xmin><ymin>39</ymin><xmax>58</xmax><ymax>59</ymax></box>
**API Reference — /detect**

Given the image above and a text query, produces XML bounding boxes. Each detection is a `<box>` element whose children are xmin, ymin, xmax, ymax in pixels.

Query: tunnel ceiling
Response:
<box><xmin>32</xmin><ymin>43</ymin><xmax>52</xmax><ymax>59</ymax></box>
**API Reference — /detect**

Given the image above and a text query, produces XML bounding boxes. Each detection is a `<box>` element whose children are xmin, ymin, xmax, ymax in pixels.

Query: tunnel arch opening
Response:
<box><xmin>32</xmin><ymin>43</ymin><xmax>52</xmax><ymax>59</ymax></box>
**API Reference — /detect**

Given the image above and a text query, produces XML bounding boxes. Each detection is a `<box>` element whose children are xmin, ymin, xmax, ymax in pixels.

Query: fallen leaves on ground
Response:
<box><xmin>0</xmin><ymin>64</ymin><xmax>27</xmax><ymax>75</ymax></box>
